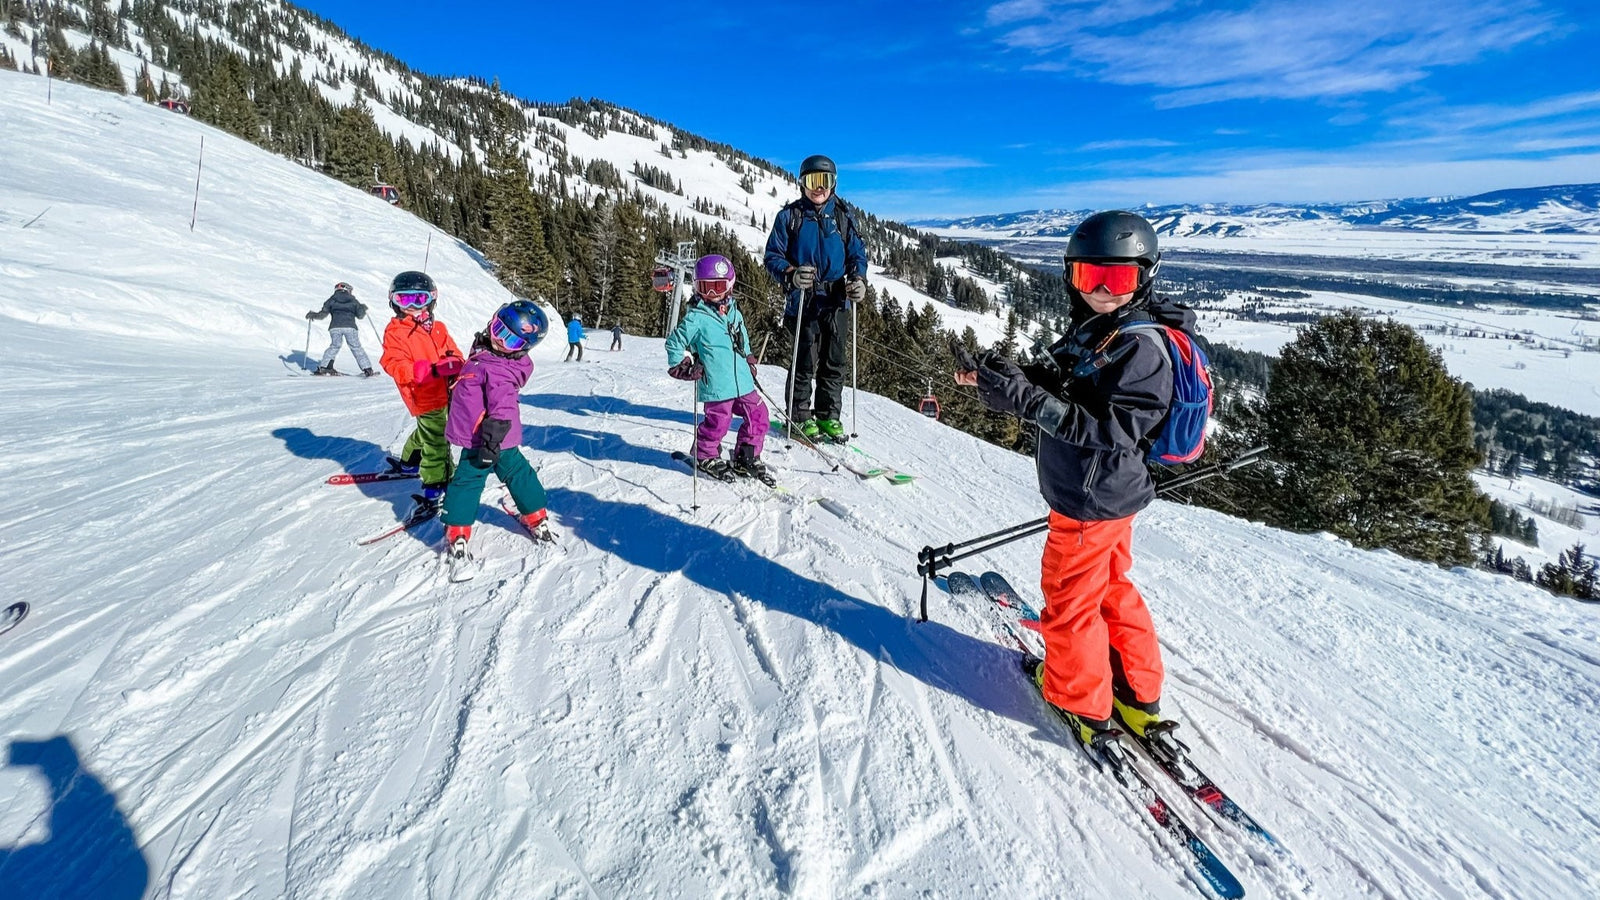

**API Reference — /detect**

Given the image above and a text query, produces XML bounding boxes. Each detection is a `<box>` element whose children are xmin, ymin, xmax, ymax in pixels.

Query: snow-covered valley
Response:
<box><xmin>3</xmin><ymin>72</ymin><xmax>1600</xmax><ymax>900</ymax></box>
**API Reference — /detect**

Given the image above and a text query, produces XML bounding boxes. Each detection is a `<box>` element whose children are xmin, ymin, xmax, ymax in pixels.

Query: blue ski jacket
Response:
<box><xmin>764</xmin><ymin>196</ymin><xmax>868</xmax><ymax>317</ymax></box>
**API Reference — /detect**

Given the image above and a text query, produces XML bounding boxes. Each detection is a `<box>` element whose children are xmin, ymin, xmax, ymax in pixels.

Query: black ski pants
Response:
<box><xmin>784</xmin><ymin>302</ymin><xmax>847</xmax><ymax>421</ymax></box>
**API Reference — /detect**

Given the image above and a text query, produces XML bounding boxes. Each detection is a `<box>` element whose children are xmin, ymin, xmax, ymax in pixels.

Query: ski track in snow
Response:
<box><xmin>2</xmin><ymin>73</ymin><xmax>1599</xmax><ymax>899</ymax></box>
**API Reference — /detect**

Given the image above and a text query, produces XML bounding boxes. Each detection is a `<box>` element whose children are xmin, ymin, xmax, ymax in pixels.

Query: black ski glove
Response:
<box><xmin>974</xmin><ymin>352</ymin><xmax>1047</xmax><ymax>419</ymax></box>
<box><xmin>471</xmin><ymin>418</ymin><xmax>512</xmax><ymax>468</ymax></box>
<box><xmin>304</xmin><ymin>311</ymin><xmax>318</xmax><ymax>320</ymax></box>
<box><xmin>668</xmin><ymin>356</ymin><xmax>704</xmax><ymax>381</ymax></box>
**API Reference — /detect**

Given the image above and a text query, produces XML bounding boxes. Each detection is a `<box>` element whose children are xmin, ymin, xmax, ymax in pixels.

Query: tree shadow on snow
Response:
<box><xmin>271</xmin><ymin>427</ymin><xmax>416</xmax><ymax>521</ymax></box>
<box><xmin>548</xmin><ymin>487</ymin><xmax>1038</xmax><ymax>724</ymax></box>
<box><xmin>0</xmin><ymin>736</ymin><xmax>150</xmax><ymax>900</ymax></box>
<box><xmin>521</xmin><ymin>392</ymin><xmax>696</xmax><ymax>429</ymax></box>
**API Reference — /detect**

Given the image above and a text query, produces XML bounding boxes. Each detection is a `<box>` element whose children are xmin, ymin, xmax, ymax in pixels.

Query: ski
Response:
<box><xmin>1048</xmin><ymin>699</ymin><xmax>1246</xmax><ymax>900</ymax></box>
<box><xmin>499</xmin><ymin>497</ymin><xmax>558</xmax><ymax>543</ymax></box>
<box><xmin>670</xmin><ymin>450</ymin><xmax>736</xmax><ymax>482</ymax></box>
<box><xmin>443</xmin><ymin>537</ymin><xmax>479</xmax><ymax>581</ymax></box>
<box><xmin>973</xmin><ymin>572</ymin><xmax>1286</xmax><ymax>865</ymax></box>
<box><xmin>949</xmin><ymin>570</ymin><xmax>1245</xmax><ymax>898</ymax></box>
<box><xmin>357</xmin><ymin>497</ymin><xmax>437</xmax><ymax>546</ymax></box>
<box><xmin>1125</xmin><ymin>726</ymin><xmax>1285</xmax><ymax>855</ymax></box>
<box><xmin>1</xmin><ymin>601</ymin><xmax>29</xmax><ymax>636</ymax></box>
<box><xmin>326</xmin><ymin>471</ymin><xmax>417</xmax><ymax>486</ymax></box>
<box><xmin>842</xmin><ymin>443</ymin><xmax>916</xmax><ymax>484</ymax></box>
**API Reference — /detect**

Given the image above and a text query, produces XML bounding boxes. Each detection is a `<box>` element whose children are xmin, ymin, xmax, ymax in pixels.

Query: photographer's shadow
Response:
<box><xmin>0</xmin><ymin>736</ymin><xmax>149</xmax><ymax>899</ymax></box>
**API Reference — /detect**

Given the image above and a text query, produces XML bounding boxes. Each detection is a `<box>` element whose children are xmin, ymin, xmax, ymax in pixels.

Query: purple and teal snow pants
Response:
<box><xmin>696</xmin><ymin>390</ymin><xmax>769</xmax><ymax>461</ymax></box>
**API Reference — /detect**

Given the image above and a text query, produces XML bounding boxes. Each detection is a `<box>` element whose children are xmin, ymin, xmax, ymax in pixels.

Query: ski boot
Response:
<box><xmin>386</xmin><ymin>454</ymin><xmax>420</xmax><ymax>477</ymax></box>
<box><xmin>445</xmin><ymin>525</ymin><xmax>473</xmax><ymax>562</ymax></box>
<box><xmin>797</xmin><ymin>418</ymin><xmax>821</xmax><ymax>441</ymax></box>
<box><xmin>817</xmin><ymin>418</ymin><xmax>847</xmax><ymax>443</ymax></box>
<box><xmin>518</xmin><ymin>508</ymin><xmax>555</xmax><ymax>543</ymax></box>
<box><xmin>731</xmin><ymin>445</ymin><xmax>777</xmax><ymax>487</ymax></box>
<box><xmin>313</xmin><ymin>363</ymin><xmax>336</xmax><ymax>376</ymax></box>
<box><xmin>694</xmin><ymin>456</ymin><xmax>736</xmax><ymax>482</ymax></box>
<box><xmin>1115</xmin><ymin>696</ymin><xmax>1187</xmax><ymax>766</ymax></box>
<box><xmin>409</xmin><ymin>485</ymin><xmax>446</xmax><ymax>521</ymax></box>
<box><xmin>362</xmin><ymin>368</ymin><xmax>377</xmax><ymax>378</ymax></box>
<box><xmin>1023</xmin><ymin>655</ymin><xmax>1131</xmax><ymax>773</ymax></box>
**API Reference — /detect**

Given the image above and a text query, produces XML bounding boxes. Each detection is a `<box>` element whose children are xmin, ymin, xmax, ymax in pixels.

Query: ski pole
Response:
<box><xmin>850</xmin><ymin>300</ymin><xmax>859</xmax><ymax>439</ymax></box>
<box><xmin>690</xmin><ymin>381</ymin><xmax>700</xmax><ymax>514</ymax></box>
<box><xmin>912</xmin><ymin>445</ymin><xmax>1269</xmax><ymax>621</ymax></box>
<box><xmin>751</xmin><ymin>371</ymin><xmax>841</xmax><ymax>474</ymax></box>
<box><xmin>304</xmin><ymin>319</ymin><xmax>312</xmax><ymax>364</ymax></box>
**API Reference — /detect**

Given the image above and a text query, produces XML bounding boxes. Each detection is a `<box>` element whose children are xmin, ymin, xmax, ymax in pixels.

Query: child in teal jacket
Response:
<box><xmin>665</xmin><ymin>255</ymin><xmax>772</xmax><ymax>484</ymax></box>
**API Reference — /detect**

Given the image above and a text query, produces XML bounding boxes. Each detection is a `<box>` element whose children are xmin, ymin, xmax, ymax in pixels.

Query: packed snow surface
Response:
<box><xmin>4</xmin><ymin>73</ymin><xmax>1600</xmax><ymax>900</ymax></box>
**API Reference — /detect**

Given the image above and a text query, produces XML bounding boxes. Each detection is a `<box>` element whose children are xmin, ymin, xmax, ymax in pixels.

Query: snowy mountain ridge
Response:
<box><xmin>916</xmin><ymin>183</ymin><xmax>1600</xmax><ymax>238</ymax></box>
<box><xmin>2</xmin><ymin>72</ymin><xmax>1599</xmax><ymax>900</ymax></box>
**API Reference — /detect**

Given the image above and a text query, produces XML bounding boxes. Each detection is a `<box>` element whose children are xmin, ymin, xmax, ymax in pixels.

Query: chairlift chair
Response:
<box><xmin>370</xmin><ymin>184</ymin><xmax>400</xmax><ymax>204</ymax></box>
<box><xmin>651</xmin><ymin>266</ymin><xmax>675</xmax><ymax>292</ymax></box>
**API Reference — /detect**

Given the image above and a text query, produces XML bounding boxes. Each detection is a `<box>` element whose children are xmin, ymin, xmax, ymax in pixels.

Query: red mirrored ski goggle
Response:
<box><xmin>1068</xmin><ymin>261</ymin><xmax>1143</xmax><ymax>295</ymax></box>
<box><xmin>697</xmin><ymin>278</ymin><xmax>733</xmax><ymax>300</ymax></box>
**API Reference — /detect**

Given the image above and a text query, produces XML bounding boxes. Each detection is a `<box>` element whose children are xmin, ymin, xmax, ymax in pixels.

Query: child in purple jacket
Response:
<box><xmin>440</xmin><ymin>301</ymin><xmax>553</xmax><ymax>558</ymax></box>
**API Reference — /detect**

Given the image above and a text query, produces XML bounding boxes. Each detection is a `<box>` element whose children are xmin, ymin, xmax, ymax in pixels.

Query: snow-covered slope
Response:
<box><xmin>4</xmin><ymin>74</ymin><xmax>1600</xmax><ymax>900</ymax></box>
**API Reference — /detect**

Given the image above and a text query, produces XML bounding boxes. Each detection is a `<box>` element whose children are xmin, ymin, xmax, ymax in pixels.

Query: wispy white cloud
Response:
<box><xmin>1078</xmin><ymin>138</ymin><xmax>1180</xmax><ymax>152</ymax></box>
<box><xmin>849</xmin><ymin>155</ymin><xmax>992</xmax><ymax>172</ymax></box>
<box><xmin>981</xmin><ymin>0</ymin><xmax>1566</xmax><ymax>106</ymax></box>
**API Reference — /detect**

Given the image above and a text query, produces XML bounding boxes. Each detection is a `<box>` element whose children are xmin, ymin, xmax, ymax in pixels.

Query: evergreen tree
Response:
<box><xmin>481</xmin><ymin>87</ymin><xmax>556</xmax><ymax>300</ymax></box>
<box><xmin>1239</xmin><ymin>312</ymin><xmax>1489</xmax><ymax>566</ymax></box>
<box><xmin>135</xmin><ymin>60</ymin><xmax>157</xmax><ymax>101</ymax></box>
<box><xmin>192</xmin><ymin>50</ymin><xmax>258</xmax><ymax>139</ymax></box>
<box><xmin>324</xmin><ymin>91</ymin><xmax>394</xmax><ymax>187</ymax></box>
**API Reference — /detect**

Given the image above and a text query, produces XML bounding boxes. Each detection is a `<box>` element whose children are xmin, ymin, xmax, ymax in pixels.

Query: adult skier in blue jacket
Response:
<box><xmin>565</xmin><ymin>315</ymin><xmax>585</xmax><ymax>362</ymax></box>
<box><xmin>764</xmin><ymin>154</ymin><xmax>869</xmax><ymax>443</ymax></box>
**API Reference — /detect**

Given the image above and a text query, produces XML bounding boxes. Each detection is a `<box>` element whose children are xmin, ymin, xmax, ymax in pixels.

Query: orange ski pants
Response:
<box><xmin>1038</xmin><ymin>511</ymin><xmax>1164</xmax><ymax>721</ymax></box>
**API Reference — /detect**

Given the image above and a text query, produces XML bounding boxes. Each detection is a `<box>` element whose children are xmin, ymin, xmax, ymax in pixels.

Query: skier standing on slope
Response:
<box><xmin>379</xmin><ymin>271</ymin><xmax>463</xmax><ymax>517</ymax></box>
<box><xmin>440</xmin><ymin>300</ymin><xmax>554</xmax><ymax>556</ymax></box>
<box><xmin>665</xmin><ymin>255</ymin><xmax>774</xmax><ymax>485</ymax></box>
<box><xmin>955</xmin><ymin>210</ymin><xmax>1192</xmax><ymax>749</ymax></box>
<box><xmin>565</xmin><ymin>315</ymin><xmax>585</xmax><ymax>362</ymax></box>
<box><xmin>306</xmin><ymin>281</ymin><xmax>376</xmax><ymax>376</ymax></box>
<box><xmin>610</xmin><ymin>322</ymin><xmax>623</xmax><ymax>351</ymax></box>
<box><xmin>764</xmin><ymin>154</ymin><xmax>868</xmax><ymax>443</ymax></box>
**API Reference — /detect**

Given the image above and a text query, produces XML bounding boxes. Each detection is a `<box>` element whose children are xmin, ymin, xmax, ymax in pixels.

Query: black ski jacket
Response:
<box><xmin>310</xmin><ymin>289</ymin><xmax>367</xmax><ymax>330</ymax></box>
<box><xmin>1023</xmin><ymin>294</ymin><xmax>1193</xmax><ymax>521</ymax></box>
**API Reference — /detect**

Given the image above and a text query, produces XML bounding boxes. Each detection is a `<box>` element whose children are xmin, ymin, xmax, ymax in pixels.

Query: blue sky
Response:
<box><xmin>301</xmin><ymin>0</ymin><xmax>1600</xmax><ymax>219</ymax></box>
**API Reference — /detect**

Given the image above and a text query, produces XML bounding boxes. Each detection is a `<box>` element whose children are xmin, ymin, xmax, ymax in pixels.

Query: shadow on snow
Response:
<box><xmin>547</xmin><ymin>486</ymin><xmax>1039</xmax><ymax>726</ymax></box>
<box><xmin>0</xmin><ymin>735</ymin><xmax>149</xmax><ymax>900</ymax></box>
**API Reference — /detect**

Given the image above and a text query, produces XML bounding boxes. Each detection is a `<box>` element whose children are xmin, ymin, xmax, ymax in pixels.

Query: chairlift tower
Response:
<box><xmin>655</xmin><ymin>240</ymin><xmax>697</xmax><ymax>326</ymax></box>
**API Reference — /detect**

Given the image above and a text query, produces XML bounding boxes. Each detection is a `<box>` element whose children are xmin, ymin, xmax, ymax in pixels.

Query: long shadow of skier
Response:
<box><xmin>524</xmin><ymin>423</ymin><xmax>686</xmax><ymax>477</ymax></box>
<box><xmin>522</xmin><ymin>392</ymin><xmax>696</xmax><ymax>429</ymax></box>
<box><xmin>0</xmin><ymin>736</ymin><xmax>150</xmax><ymax>899</ymax></box>
<box><xmin>547</xmin><ymin>487</ymin><xmax>1036</xmax><ymax>723</ymax></box>
<box><xmin>271</xmin><ymin>427</ymin><xmax>417</xmax><ymax>523</ymax></box>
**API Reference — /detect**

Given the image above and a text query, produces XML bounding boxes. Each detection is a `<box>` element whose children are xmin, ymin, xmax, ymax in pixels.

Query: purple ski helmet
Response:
<box><xmin>694</xmin><ymin>254</ymin><xmax>735</xmax><ymax>301</ymax></box>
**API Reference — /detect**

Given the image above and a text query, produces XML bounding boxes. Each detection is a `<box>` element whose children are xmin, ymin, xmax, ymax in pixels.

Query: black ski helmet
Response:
<box><xmin>799</xmin><ymin>155</ymin><xmax>836</xmax><ymax>177</ymax></box>
<box><xmin>388</xmin><ymin>270</ymin><xmax>437</xmax><ymax>316</ymax></box>
<box><xmin>1064</xmin><ymin>210</ymin><xmax>1160</xmax><ymax>269</ymax></box>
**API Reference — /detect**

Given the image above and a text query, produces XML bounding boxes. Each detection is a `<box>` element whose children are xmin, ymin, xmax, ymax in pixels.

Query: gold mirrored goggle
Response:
<box><xmin>801</xmin><ymin>171</ymin><xmax>836</xmax><ymax>192</ymax></box>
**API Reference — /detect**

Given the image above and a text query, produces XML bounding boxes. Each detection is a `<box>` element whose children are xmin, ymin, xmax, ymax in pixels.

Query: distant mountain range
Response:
<box><xmin>912</xmin><ymin>184</ymin><xmax>1600</xmax><ymax>237</ymax></box>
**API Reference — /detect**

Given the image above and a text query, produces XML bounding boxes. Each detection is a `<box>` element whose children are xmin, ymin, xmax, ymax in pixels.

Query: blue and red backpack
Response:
<box><xmin>1121</xmin><ymin>321</ymin><xmax>1213</xmax><ymax>465</ymax></box>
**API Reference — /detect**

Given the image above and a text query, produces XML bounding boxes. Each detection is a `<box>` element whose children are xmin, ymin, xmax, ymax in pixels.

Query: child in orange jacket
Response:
<box><xmin>379</xmin><ymin>270</ymin><xmax>463</xmax><ymax>515</ymax></box>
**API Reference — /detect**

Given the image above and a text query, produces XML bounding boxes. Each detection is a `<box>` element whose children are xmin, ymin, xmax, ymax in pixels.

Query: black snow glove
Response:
<box><xmin>471</xmin><ymin>418</ymin><xmax>512</xmax><ymax>468</ymax></box>
<box><xmin>668</xmin><ymin>356</ymin><xmax>704</xmax><ymax>381</ymax></box>
<box><xmin>972</xmin><ymin>350</ymin><xmax>1062</xmax><ymax>425</ymax></box>
<box><xmin>304</xmin><ymin>310</ymin><xmax>318</xmax><ymax>320</ymax></box>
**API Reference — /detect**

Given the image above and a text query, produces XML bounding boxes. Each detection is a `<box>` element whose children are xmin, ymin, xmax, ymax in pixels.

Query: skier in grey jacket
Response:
<box><xmin>307</xmin><ymin>282</ymin><xmax>375</xmax><ymax>376</ymax></box>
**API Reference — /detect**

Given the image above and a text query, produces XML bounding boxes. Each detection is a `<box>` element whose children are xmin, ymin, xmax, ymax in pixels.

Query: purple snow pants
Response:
<box><xmin>696</xmin><ymin>390</ymin><xmax>769</xmax><ymax>460</ymax></box>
